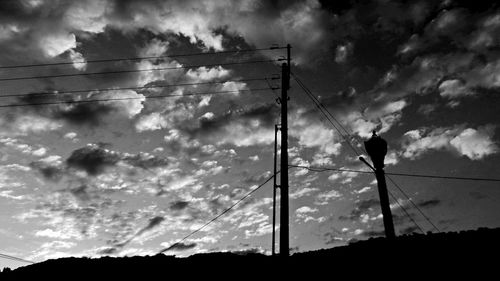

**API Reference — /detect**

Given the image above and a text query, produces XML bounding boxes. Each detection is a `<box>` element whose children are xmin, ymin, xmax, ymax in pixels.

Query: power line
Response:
<box><xmin>0</xmin><ymin>46</ymin><xmax>287</xmax><ymax>70</ymax></box>
<box><xmin>291</xmin><ymin>73</ymin><xmax>363</xmax><ymax>157</ymax></box>
<box><xmin>386</xmin><ymin>190</ymin><xmax>426</xmax><ymax>234</ymax></box>
<box><xmin>0</xmin><ymin>77</ymin><xmax>269</xmax><ymax>98</ymax></box>
<box><xmin>384</xmin><ymin>172</ymin><xmax>500</xmax><ymax>182</ymax></box>
<box><xmin>0</xmin><ymin>253</ymin><xmax>34</xmax><ymax>264</ymax></box>
<box><xmin>288</xmin><ymin>164</ymin><xmax>500</xmax><ymax>182</ymax></box>
<box><xmin>292</xmin><ymin>72</ymin><xmax>357</xmax><ymax>143</ymax></box>
<box><xmin>287</xmin><ymin>164</ymin><xmax>426</xmax><ymax>234</ymax></box>
<box><xmin>288</xmin><ymin>164</ymin><xmax>373</xmax><ymax>174</ymax></box>
<box><xmin>0</xmin><ymin>59</ymin><xmax>282</xmax><ymax>82</ymax></box>
<box><xmin>159</xmin><ymin>171</ymin><xmax>278</xmax><ymax>253</ymax></box>
<box><xmin>386</xmin><ymin>175</ymin><xmax>441</xmax><ymax>233</ymax></box>
<box><xmin>290</xmin><ymin>74</ymin><xmax>437</xmax><ymax>234</ymax></box>
<box><xmin>0</xmin><ymin>88</ymin><xmax>276</xmax><ymax>108</ymax></box>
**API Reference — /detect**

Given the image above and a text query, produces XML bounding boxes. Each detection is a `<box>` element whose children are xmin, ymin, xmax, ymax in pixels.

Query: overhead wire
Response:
<box><xmin>288</xmin><ymin>164</ymin><xmax>500</xmax><ymax>182</ymax></box>
<box><xmin>292</xmin><ymin>72</ymin><xmax>357</xmax><ymax>144</ymax></box>
<box><xmin>0</xmin><ymin>88</ymin><xmax>277</xmax><ymax>108</ymax></box>
<box><xmin>158</xmin><ymin>171</ymin><xmax>278</xmax><ymax>253</ymax></box>
<box><xmin>290</xmin><ymin>74</ymin><xmax>435</xmax><ymax>233</ymax></box>
<box><xmin>291</xmin><ymin>72</ymin><xmax>363</xmax><ymax>157</ymax></box>
<box><xmin>0</xmin><ymin>77</ymin><xmax>269</xmax><ymax>98</ymax></box>
<box><xmin>386</xmin><ymin>176</ymin><xmax>441</xmax><ymax>232</ymax></box>
<box><xmin>0</xmin><ymin>253</ymin><xmax>34</xmax><ymax>264</ymax></box>
<box><xmin>288</xmin><ymin>164</ymin><xmax>435</xmax><ymax>233</ymax></box>
<box><xmin>0</xmin><ymin>46</ymin><xmax>287</xmax><ymax>258</ymax></box>
<box><xmin>0</xmin><ymin>59</ymin><xmax>283</xmax><ymax>82</ymax></box>
<box><xmin>0</xmin><ymin>46</ymin><xmax>287</xmax><ymax>70</ymax></box>
<box><xmin>386</xmin><ymin>190</ymin><xmax>426</xmax><ymax>234</ymax></box>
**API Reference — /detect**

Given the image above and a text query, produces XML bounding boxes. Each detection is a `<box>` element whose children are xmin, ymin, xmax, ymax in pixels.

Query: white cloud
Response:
<box><xmin>335</xmin><ymin>42</ymin><xmax>353</xmax><ymax>63</ymax></box>
<box><xmin>69</xmin><ymin>49</ymin><xmax>87</xmax><ymax>71</ymax></box>
<box><xmin>0</xmin><ymin>138</ymin><xmax>50</xmax><ymax>157</ymax></box>
<box><xmin>32</xmin><ymin>147</ymin><xmax>47</xmax><ymax>157</ymax></box>
<box><xmin>64</xmin><ymin>132</ymin><xmax>79</xmax><ymax>142</ymax></box>
<box><xmin>40</xmin><ymin>155</ymin><xmax>62</xmax><ymax>165</ymax></box>
<box><xmin>344</xmin><ymin>100</ymin><xmax>407</xmax><ymax>139</ymax></box>
<box><xmin>384</xmin><ymin>151</ymin><xmax>399</xmax><ymax>166</ymax></box>
<box><xmin>344</xmin><ymin>112</ymin><xmax>378</xmax><ymax>138</ymax></box>
<box><xmin>291</xmin><ymin>157</ymin><xmax>309</xmax><ymax>177</ymax></box>
<box><xmin>290</xmin><ymin>187</ymin><xmax>319</xmax><ymax>199</ymax></box>
<box><xmin>186</xmin><ymin>66</ymin><xmax>230</xmax><ymax>82</ymax></box>
<box><xmin>328</xmin><ymin>173</ymin><xmax>340</xmax><ymax>182</ymax></box>
<box><xmin>353</xmin><ymin>229</ymin><xmax>364</xmax><ymax>235</ymax></box>
<box><xmin>0</xmin><ymin>23</ymin><xmax>24</xmax><ymax>41</ymax></box>
<box><xmin>311</xmin><ymin>152</ymin><xmax>333</xmax><ymax>166</ymax></box>
<box><xmin>291</xmin><ymin>112</ymin><xmax>342</xmax><ymax>155</ymax></box>
<box><xmin>0</xmin><ymin>115</ymin><xmax>63</xmax><ymax>136</ymax></box>
<box><xmin>200</xmin><ymin>112</ymin><xmax>215</xmax><ymax>120</ymax></box>
<box><xmin>136</xmin><ymin>60</ymin><xmax>183</xmax><ymax>87</ymax></box>
<box><xmin>315</xmin><ymin>189</ymin><xmax>342</xmax><ymax>205</ymax></box>
<box><xmin>38</xmin><ymin>32</ymin><xmax>77</xmax><ymax>58</ymax></box>
<box><xmin>354</xmin><ymin>186</ymin><xmax>372</xmax><ymax>194</ymax></box>
<box><xmin>295</xmin><ymin>206</ymin><xmax>325</xmax><ymax>223</ymax></box>
<box><xmin>466</xmin><ymin>59</ymin><xmax>500</xmax><ymax>89</ymax></box>
<box><xmin>248</xmin><ymin>155</ymin><xmax>259</xmax><ymax>162</ymax></box>
<box><xmin>401</xmin><ymin>125</ymin><xmax>498</xmax><ymax>160</ymax></box>
<box><xmin>98</xmin><ymin>90</ymin><xmax>145</xmax><ymax>118</ymax></box>
<box><xmin>450</xmin><ymin>127</ymin><xmax>498</xmax><ymax>160</ymax></box>
<box><xmin>219</xmin><ymin>81</ymin><xmax>248</xmax><ymax>95</ymax></box>
<box><xmin>34</xmin><ymin>228</ymin><xmax>81</xmax><ymax>240</ymax></box>
<box><xmin>214</xmin><ymin>122</ymin><xmax>275</xmax><ymax>147</ymax></box>
<box><xmin>65</xmin><ymin>0</ymin><xmax>109</xmax><ymax>33</ymax></box>
<box><xmin>439</xmin><ymin>79</ymin><xmax>472</xmax><ymax>98</ymax></box>
<box><xmin>136</xmin><ymin>112</ymin><xmax>168</xmax><ymax>132</ymax></box>
<box><xmin>295</xmin><ymin>206</ymin><xmax>318</xmax><ymax>214</ymax></box>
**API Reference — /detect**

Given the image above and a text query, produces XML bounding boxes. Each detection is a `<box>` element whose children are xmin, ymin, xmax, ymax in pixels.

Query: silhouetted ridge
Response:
<box><xmin>2</xmin><ymin>228</ymin><xmax>499</xmax><ymax>279</ymax></box>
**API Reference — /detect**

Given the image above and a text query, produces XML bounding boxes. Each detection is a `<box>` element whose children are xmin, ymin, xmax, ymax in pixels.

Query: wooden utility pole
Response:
<box><xmin>272</xmin><ymin>124</ymin><xmax>280</xmax><ymax>256</ymax></box>
<box><xmin>279</xmin><ymin>44</ymin><xmax>291</xmax><ymax>256</ymax></box>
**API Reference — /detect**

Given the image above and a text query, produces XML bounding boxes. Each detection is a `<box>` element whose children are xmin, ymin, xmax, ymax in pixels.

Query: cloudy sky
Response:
<box><xmin>1</xmin><ymin>0</ymin><xmax>500</xmax><ymax>269</ymax></box>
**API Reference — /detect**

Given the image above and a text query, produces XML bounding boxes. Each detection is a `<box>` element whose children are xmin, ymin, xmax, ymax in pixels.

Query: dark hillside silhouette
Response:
<box><xmin>2</xmin><ymin>227</ymin><xmax>499</xmax><ymax>279</ymax></box>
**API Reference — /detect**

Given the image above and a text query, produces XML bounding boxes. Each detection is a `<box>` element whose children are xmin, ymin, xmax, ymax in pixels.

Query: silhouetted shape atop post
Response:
<box><xmin>364</xmin><ymin>131</ymin><xmax>396</xmax><ymax>239</ymax></box>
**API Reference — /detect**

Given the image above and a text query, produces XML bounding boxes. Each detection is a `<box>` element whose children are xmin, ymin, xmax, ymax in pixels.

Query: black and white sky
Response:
<box><xmin>1</xmin><ymin>0</ymin><xmax>499</xmax><ymax>269</ymax></box>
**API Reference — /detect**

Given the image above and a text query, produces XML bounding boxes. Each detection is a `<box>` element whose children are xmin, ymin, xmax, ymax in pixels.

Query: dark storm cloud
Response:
<box><xmin>339</xmin><ymin>198</ymin><xmax>380</xmax><ymax>221</ymax></box>
<box><xmin>66</xmin><ymin>144</ymin><xmax>170</xmax><ymax>176</ymax></box>
<box><xmin>160</xmin><ymin>242</ymin><xmax>197</xmax><ymax>253</ymax></box>
<box><xmin>100</xmin><ymin>215</ymin><xmax>165</xmax><ymax>255</ymax></box>
<box><xmin>29</xmin><ymin>161</ymin><xmax>65</xmax><ymax>182</ymax></box>
<box><xmin>54</xmin><ymin>103</ymin><xmax>117</xmax><ymax>127</ymax></box>
<box><xmin>70</xmin><ymin>184</ymin><xmax>91</xmax><ymax>201</ymax></box>
<box><xmin>123</xmin><ymin>152</ymin><xmax>170</xmax><ymax>170</ymax></box>
<box><xmin>184</xmin><ymin>103</ymin><xmax>278</xmax><ymax>138</ymax></box>
<box><xmin>169</xmin><ymin>200</ymin><xmax>189</xmax><ymax>211</ymax></box>
<box><xmin>362</xmin><ymin>230</ymin><xmax>385</xmax><ymax>238</ymax></box>
<box><xmin>400</xmin><ymin>225</ymin><xmax>421</xmax><ymax>235</ymax></box>
<box><xmin>17</xmin><ymin>93</ymin><xmax>130</xmax><ymax>127</ymax></box>
<box><xmin>135</xmin><ymin>216</ymin><xmax>164</xmax><ymax>236</ymax></box>
<box><xmin>66</xmin><ymin>145</ymin><xmax>121</xmax><ymax>176</ymax></box>
<box><xmin>417</xmin><ymin>199</ymin><xmax>441</xmax><ymax>208</ymax></box>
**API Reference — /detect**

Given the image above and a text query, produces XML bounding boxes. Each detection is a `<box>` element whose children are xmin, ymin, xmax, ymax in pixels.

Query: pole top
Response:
<box><xmin>364</xmin><ymin>131</ymin><xmax>387</xmax><ymax>169</ymax></box>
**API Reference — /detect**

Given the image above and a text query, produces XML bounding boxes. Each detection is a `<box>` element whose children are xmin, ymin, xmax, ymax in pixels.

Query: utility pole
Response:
<box><xmin>272</xmin><ymin>124</ymin><xmax>280</xmax><ymax>256</ymax></box>
<box><xmin>279</xmin><ymin>44</ymin><xmax>291</xmax><ymax>256</ymax></box>
<box><xmin>362</xmin><ymin>131</ymin><xmax>396</xmax><ymax>239</ymax></box>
